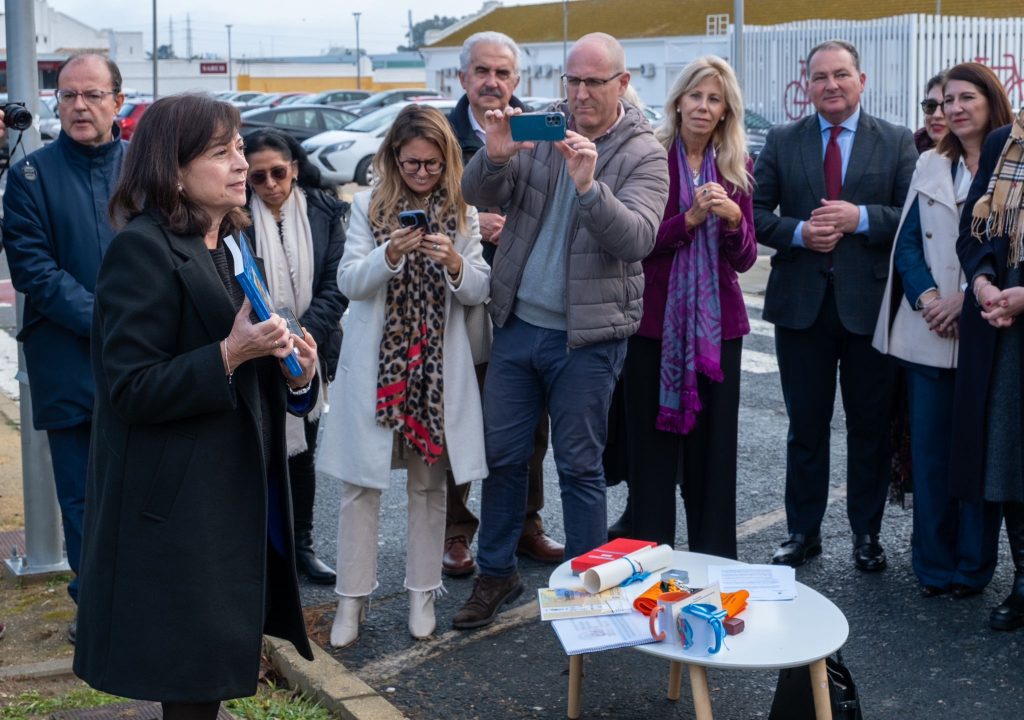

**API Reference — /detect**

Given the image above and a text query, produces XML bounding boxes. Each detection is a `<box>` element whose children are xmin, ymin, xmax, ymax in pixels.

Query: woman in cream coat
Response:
<box><xmin>874</xmin><ymin>62</ymin><xmax>1011</xmax><ymax>597</ymax></box>
<box><xmin>317</xmin><ymin>105</ymin><xmax>489</xmax><ymax>646</ymax></box>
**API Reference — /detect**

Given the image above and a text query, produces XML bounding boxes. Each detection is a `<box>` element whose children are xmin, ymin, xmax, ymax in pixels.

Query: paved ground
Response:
<box><xmin>4</xmin><ymin>248</ymin><xmax>1024</xmax><ymax>718</ymax></box>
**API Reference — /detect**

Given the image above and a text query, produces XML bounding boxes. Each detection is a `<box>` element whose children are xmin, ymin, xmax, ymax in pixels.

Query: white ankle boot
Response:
<box><xmin>408</xmin><ymin>589</ymin><xmax>437</xmax><ymax>639</ymax></box>
<box><xmin>330</xmin><ymin>596</ymin><xmax>367</xmax><ymax>648</ymax></box>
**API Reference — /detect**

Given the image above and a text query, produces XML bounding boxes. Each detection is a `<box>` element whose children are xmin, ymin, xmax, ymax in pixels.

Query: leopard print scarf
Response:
<box><xmin>372</xmin><ymin>189</ymin><xmax>455</xmax><ymax>465</ymax></box>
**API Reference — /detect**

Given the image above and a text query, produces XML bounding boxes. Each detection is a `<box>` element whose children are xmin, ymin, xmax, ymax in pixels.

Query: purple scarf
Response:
<box><xmin>656</xmin><ymin>138</ymin><xmax>723</xmax><ymax>435</ymax></box>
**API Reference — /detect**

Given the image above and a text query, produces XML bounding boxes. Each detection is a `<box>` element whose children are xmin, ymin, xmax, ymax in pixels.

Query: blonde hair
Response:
<box><xmin>369</xmin><ymin>105</ymin><xmax>469</xmax><ymax>235</ymax></box>
<box><xmin>655</xmin><ymin>56</ymin><xmax>751</xmax><ymax>194</ymax></box>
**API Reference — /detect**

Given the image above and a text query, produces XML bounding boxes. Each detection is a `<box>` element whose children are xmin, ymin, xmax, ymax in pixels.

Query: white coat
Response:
<box><xmin>872</xmin><ymin>150</ymin><xmax>967</xmax><ymax>369</ymax></box>
<box><xmin>316</xmin><ymin>191</ymin><xmax>490</xmax><ymax>489</ymax></box>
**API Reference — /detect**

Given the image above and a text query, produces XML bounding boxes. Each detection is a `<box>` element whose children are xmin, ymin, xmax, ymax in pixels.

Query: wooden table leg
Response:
<box><xmin>687</xmin><ymin>663</ymin><xmax>714</xmax><ymax>720</ymax></box>
<box><xmin>667</xmin><ymin>660</ymin><xmax>683</xmax><ymax>700</ymax></box>
<box><xmin>809</xmin><ymin>658</ymin><xmax>833</xmax><ymax>720</ymax></box>
<box><xmin>567</xmin><ymin>655</ymin><xmax>583</xmax><ymax>719</ymax></box>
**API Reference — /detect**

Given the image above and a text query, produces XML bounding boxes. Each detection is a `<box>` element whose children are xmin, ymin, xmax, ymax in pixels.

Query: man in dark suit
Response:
<box><xmin>753</xmin><ymin>40</ymin><xmax>917</xmax><ymax>571</ymax></box>
<box><xmin>442</xmin><ymin>31</ymin><xmax>564</xmax><ymax>578</ymax></box>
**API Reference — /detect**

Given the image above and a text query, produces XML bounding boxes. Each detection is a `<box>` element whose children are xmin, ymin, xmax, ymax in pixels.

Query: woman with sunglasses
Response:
<box><xmin>317</xmin><ymin>105</ymin><xmax>489</xmax><ymax>647</ymax></box>
<box><xmin>243</xmin><ymin>128</ymin><xmax>347</xmax><ymax>586</ymax></box>
<box><xmin>874</xmin><ymin>62</ymin><xmax>1013</xmax><ymax>599</ymax></box>
<box><xmin>915</xmin><ymin>72</ymin><xmax>949</xmax><ymax>153</ymax></box>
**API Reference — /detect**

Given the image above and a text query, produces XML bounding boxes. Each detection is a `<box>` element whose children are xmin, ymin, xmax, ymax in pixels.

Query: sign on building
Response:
<box><xmin>200</xmin><ymin>62</ymin><xmax>228</xmax><ymax>74</ymax></box>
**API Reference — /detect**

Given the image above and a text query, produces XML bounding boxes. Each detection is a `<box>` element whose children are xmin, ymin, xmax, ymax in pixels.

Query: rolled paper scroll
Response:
<box><xmin>581</xmin><ymin>544</ymin><xmax>674</xmax><ymax>594</ymax></box>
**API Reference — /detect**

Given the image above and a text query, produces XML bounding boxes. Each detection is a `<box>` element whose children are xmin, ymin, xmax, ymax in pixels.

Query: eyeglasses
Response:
<box><xmin>249</xmin><ymin>165</ymin><xmax>291</xmax><ymax>186</ymax></box>
<box><xmin>398</xmin><ymin>158</ymin><xmax>445</xmax><ymax>175</ymax></box>
<box><xmin>55</xmin><ymin>90</ymin><xmax>117</xmax><ymax>106</ymax></box>
<box><xmin>560</xmin><ymin>72</ymin><xmax>624</xmax><ymax>91</ymax></box>
<box><xmin>920</xmin><ymin>98</ymin><xmax>941</xmax><ymax>115</ymax></box>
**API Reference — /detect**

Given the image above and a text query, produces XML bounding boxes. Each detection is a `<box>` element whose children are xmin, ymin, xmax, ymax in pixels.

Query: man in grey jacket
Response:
<box><xmin>452</xmin><ymin>32</ymin><xmax>669</xmax><ymax>629</ymax></box>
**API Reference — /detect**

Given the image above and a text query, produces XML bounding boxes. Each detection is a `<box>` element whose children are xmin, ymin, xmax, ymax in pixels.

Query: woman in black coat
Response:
<box><xmin>952</xmin><ymin>110</ymin><xmax>1024</xmax><ymax>632</ymax></box>
<box><xmin>73</xmin><ymin>95</ymin><xmax>319</xmax><ymax>719</ymax></box>
<box><xmin>243</xmin><ymin>128</ymin><xmax>347</xmax><ymax>584</ymax></box>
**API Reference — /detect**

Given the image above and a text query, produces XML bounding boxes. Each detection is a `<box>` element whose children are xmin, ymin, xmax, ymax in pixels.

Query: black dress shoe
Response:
<box><xmin>951</xmin><ymin>583</ymin><xmax>983</xmax><ymax>600</ymax></box>
<box><xmin>919</xmin><ymin>584</ymin><xmax>949</xmax><ymax>598</ymax></box>
<box><xmin>770</xmin><ymin>533</ymin><xmax>822</xmax><ymax>567</ymax></box>
<box><xmin>296</xmin><ymin>547</ymin><xmax>337</xmax><ymax>585</ymax></box>
<box><xmin>852</xmin><ymin>534</ymin><xmax>887</xmax><ymax>572</ymax></box>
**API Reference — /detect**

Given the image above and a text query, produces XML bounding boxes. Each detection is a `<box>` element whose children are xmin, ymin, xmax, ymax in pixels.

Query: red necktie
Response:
<box><xmin>824</xmin><ymin>126</ymin><xmax>843</xmax><ymax>200</ymax></box>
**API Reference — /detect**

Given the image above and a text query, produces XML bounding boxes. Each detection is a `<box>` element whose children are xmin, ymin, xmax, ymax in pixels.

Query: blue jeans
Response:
<box><xmin>906</xmin><ymin>367</ymin><xmax>1001</xmax><ymax>589</ymax></box>
<box><xmin>47</xmin><ymin>422</ymin><xmax>91</xmax><ymax>603</ymax></box>
<box><xmin>476</xmin><ymin>315</ymin><xmax>626</xmax><ymax>577</ymax></box>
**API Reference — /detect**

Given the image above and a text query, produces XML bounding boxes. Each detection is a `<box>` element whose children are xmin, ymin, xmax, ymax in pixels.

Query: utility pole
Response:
<box><xmin>226</xmin><ymin>24</ymin><xmax>234</xmax><ymax>91</ymax></box>
<box><xmin>3</xmin><ymin>0</ymin><xmax>69</xmax><ymax>582</ymax></box>
<box><xmin>734</xmin><ymin>0</ymin><xmax>744</xmax><ymax>92</ymax></box>
<box><xmin>152</xmin><ymin>0</ymin><xmax>158</xmax><ymax>97</ymax></box>
<box><xmin>187</xmin><ymin>13</ymin><xmax>193</xmax><ymax>61</ymax></box>
<box><xmin>169</xmin><ymin>15</ymin><xmax>174</xmax><ymax>55</ymax></box>
<box><xmin>562</xmin><ymin>0</ymin><xmax>568</xmax><ymax>70</ymax></box>
<box><xmin>408</xmin><ymin>10</ymin><xmax>414</xmax><ymax>50</ymax></box>
<box><xmin>353</xmin><ymin>12</ymin><xmax>362</xmax><ymax>89</ymax></box>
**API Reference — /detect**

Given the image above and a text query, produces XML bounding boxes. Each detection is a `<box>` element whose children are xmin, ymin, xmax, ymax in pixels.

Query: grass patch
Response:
<box><xmin>0</xmin><ymin>687</ymin><xmax>124</xmax><ymax>720</ymax></box>
<box><xmin>227</xmin><ymin>683</ymin><xmax>331</xmax><ymax>720</ymax></box>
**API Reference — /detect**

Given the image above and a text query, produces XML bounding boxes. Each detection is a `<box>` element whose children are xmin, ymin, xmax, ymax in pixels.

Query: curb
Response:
<box><xmin>0</xmin><ymin>657</ymin><xmax>74</xmax><ymax>682</ymax></box>
<box><xmin>265</xmin><ymin>637</ymin><xmax>407</xmax><ymax>720</ymax></box>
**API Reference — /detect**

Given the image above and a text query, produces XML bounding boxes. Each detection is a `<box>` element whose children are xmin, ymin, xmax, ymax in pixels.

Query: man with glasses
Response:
<box><xmin>452</xmin><ymin>33</ymin><xmax>668</xmax><ymax>629</ymax></box>
<box><xmin>753</xmin><ymin>40</ymin><xmax>916</xmax><ymax>572</ymax></box>
<box><xmin>2</xmin><ymin>54</ymin><xmax>127</xmax><ymax>642</ymax></box>
<box><xmin>442</xmin><ymin>31</ymin><xmax>565</xmax><ymax>579</ymax></box>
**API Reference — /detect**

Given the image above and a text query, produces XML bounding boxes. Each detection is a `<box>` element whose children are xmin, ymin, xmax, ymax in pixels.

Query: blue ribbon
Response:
<box><xmin>618</xmin><ymin>556</ymin><xmax>652</xmax><ymax>587</ymax></box>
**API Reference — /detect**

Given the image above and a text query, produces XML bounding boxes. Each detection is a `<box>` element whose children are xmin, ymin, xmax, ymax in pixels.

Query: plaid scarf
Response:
<box><xmin>972</xmin><ymin>109</ymin><xmax>1024</xmax><ymax>265</ymax></box>
<box><xmin>372</xmin><ymin>189</ymin><xmax>452</xmax><ymax>465</ymax></box>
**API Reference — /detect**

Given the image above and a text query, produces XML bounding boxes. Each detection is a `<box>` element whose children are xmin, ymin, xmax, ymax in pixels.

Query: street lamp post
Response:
<box><xmin>353</xmin><ymin>12</ymin><xmax>362</xmax><ymax>90</ymax></box>
<box><xmin>152</xmin><ymin>0</ymin><xmax>158</xmax><ymax>97</ymax></box>
<box><xmin>226</xmin><ymin>24</ymin><xmax>234</xmax><ymax>91</ymax></box>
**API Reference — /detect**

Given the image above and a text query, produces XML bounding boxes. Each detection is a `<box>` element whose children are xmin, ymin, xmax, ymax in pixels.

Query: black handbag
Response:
<box><xmin>768</xmin><ymin>650</ymin><xmax>863</xmax><ymax>720</ymax></box>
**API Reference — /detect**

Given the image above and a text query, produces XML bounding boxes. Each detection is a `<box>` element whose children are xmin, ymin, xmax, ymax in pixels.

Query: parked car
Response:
<box><xmin>302</xmin><ymin>99</ymin><xmax>457</xmax><ymax>186</ymax></box>
<box><xmin>307</xmin><ymin>89</ymin><xmax>372</xmax><ymax>106</ymax></box>
<box><xmin>239</xmin><ymin>104</ymin><xmax>357</xmax><ymax>143</ymax></box>
<box><xmin>339</xmin><ymin>88</ymin><xmax>447</xmax><ymax>116</ymax></box>
<box><xmin>228</xmin><ymin>91</ymin><xmax>268</xmax><ymax>108</ymax></box>
<box><xmin>278</xmin><ymin>93</ymin><xmax>313</xmax><ymax>105</ymax></box>
<box><xmin>115</xmin><ymin>99</ymin><xmax>152</xmax><ymax>141</ymax></box>
<box><xmin>39</xmin><ymin>96</ymin><xmax>60</xmax><ymax>143</ymax></box>
<box><xmin>249</xmin><ymin>91</ymin><xmax>310</xmax><ymax>108</ymax></box>
<box><xmin>745</xmin><ymin>109</ymin><xmax>773</xmax><ymax>159</ymax></box>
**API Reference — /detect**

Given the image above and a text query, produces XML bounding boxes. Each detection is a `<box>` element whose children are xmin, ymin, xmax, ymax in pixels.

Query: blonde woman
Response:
<box><xmin>622</xmin><ymin>56</ymin><xmax>756</xmax><ymax>558</ymax></box>
<box><xmin>317</xmin><ymin>105</ymin><xmax>490</xmax><ymax>646</ymax></box>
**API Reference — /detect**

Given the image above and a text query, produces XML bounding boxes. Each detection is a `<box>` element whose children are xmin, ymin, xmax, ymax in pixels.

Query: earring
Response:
<box><xmin>177</xmin><ymin>183</ymin><xmax>184</xmax><ymax>192</ymax></box>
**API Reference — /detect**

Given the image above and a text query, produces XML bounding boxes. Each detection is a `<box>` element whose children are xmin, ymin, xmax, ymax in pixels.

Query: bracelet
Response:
<box><xmin>288</xmin><ymin>380</ymin><xmax>313</xmax><ymax>396</ymax></box>
<box><xmin>220</xmin><ymin>340</ymin><xmax>233</xmax><ymax>384</ymax></box>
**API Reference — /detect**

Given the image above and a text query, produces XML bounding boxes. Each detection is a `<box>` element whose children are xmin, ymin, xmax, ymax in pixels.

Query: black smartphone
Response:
<box><xmin>398</xmin><ymin>209</ymin><xmax>429</xmax><ymax>231</ymax></box>
<box><xmin>277</xmin><ymin>307</ymin><xmax>306</xmax><ymax>340</ymax></box>
<box><xmin>510</xmin><ymin>112</ymin><xmax>567</xmax><ymax>142</ymax></box>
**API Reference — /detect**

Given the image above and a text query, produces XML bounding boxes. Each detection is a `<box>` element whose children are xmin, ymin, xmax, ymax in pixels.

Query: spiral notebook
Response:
<box><xmin>551</xmin><ymin>611</ymin><xmax>657</xmax><ymax>655</ymax></box>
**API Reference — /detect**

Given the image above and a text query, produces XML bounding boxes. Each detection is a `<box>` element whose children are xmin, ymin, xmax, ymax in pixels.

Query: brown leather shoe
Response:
<box><xmin>452</xmin><ymin>573</ymin><xmax>524</xmax><ymax>629</ymax></box>
<box><xmin>516</xmin><ymin>529</ymin><xmax>565</xmax><ymax>564</ymax></box>
<box><xmin>443</xmin><ymin>535</ymin><xmax>476</xmax><ymax>577</ymax></box>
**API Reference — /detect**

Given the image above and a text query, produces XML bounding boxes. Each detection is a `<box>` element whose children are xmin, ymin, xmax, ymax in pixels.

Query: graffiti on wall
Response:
<box><xmin>975</xmin><ymin>54</ymin><xmax>1024</xmax><ymax>104</ymax></box>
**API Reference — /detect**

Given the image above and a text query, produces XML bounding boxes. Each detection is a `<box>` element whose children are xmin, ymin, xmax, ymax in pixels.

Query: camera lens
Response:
<box><xmin>3</xmin><ymin>103</ymin><xmax>34</xmax><ymax>132</ymax></box>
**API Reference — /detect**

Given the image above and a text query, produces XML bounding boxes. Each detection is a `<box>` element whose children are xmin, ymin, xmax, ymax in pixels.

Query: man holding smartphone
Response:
<box><xmin>443</xmin><ymin>31</ymin><xmax>565</xmax><ymax>579</ymax></box>
<box><xmin>453</xmin><ymin>33</ymin><xmax>669</xmax><ymax>629</ymax></box>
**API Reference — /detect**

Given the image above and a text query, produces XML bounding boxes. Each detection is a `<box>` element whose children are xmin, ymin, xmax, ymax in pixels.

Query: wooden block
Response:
<box><xmin>724</xmin><ymin>617</ymin><xmax>745</xmax><ymax>635</ymax></box>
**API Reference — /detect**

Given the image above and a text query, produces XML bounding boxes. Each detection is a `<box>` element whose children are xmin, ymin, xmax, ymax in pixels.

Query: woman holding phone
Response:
<box><xmin>317</xmin><ymin>104</ymin><xmax>490</xmax><ymax>647</ymax></box>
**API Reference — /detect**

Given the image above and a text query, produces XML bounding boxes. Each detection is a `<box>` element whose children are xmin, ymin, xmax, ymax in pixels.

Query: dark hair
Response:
<box><xmin>109</xmin><ymin>94</ymin><xmax>249</xmax><ymax>236</ymax></box>
<box><xmin>936</xmin><ymin>62</ymin><xmax>1014</xmax><ymax>166</ymax></box>
<box><xmin>924</xmin><ymin>72</ymin><xmax>946</xmax><ymax>95</ymax></box>
<box><xmin>243</xmin><ymin>128</ymin><xmax>325</xmax><ymax>190</ymax></box>
<box><xmin>807</xmin><ymin>40</ymin><xmax>861</xmax><ymax>73</ymax></box>
<box><xmin>57</xmin><ymin>53</ymin><xmax>122</xmax><ymax>94</ymax></box>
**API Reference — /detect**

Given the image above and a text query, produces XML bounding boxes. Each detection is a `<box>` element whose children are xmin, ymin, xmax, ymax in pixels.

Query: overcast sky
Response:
<box><xmin>46</xmin><ymin>0</ymin><xmax>555</xmax><ymax>59</ymax></box>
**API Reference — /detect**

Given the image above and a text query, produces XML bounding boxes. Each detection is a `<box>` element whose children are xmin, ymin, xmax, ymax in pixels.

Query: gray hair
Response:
<box><xmin>459</xmin><ymin>31</ymin><xmax>521</xmax><ymax>75</ymax></box>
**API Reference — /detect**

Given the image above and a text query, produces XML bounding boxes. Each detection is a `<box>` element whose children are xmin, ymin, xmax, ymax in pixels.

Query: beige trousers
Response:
<box><xmin>335</xmin><ymin>451</ymin><xmax>447</xmax><ymax>597</ymax></box>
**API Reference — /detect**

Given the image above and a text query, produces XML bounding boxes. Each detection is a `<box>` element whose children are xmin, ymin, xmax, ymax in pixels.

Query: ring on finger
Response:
<box><xmin>433</xmin><ymin>242</ymin><xmax>440</xmax><ymax>251</ymax></box>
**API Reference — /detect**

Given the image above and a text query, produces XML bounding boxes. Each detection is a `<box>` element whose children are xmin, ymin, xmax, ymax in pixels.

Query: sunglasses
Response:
<box><xmin>920</xmin><ymin>98</ymin><xmax>941</xmax><ymax>115</ymax></box>
<box><xmin>249</xmin><ymin>165</ymin><xmax>291</xmax><ymax>186</ymax></box>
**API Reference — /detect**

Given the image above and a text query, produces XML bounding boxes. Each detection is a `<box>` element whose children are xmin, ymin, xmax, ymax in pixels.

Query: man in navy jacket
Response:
<box><xmin>2</xmin><ymin>54</ymin><xmax>126</xmax><ymax>640</ymax></box>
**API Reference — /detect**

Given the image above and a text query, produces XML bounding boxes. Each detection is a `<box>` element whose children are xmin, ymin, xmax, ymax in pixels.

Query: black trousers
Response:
<box><xmin>624</xmin><ymin>334</ymin><xmax>741</xmax><ymax>559</ymax></box>
<box><xmin>774</xmin><ymin>286</ymin><xmax>895</xmax><ymax>538</ymax></box>
<box><xmin>288</xmin><ymin>418</ymin><xmax>320</xmax><ymax>537</ymax></box>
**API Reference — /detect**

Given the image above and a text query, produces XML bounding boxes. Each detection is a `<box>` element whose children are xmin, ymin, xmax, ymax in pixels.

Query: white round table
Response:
<box><xmin>549</xmin><ymin>550</ymin><xmax>849</xmax><ymax>719</ymax></box>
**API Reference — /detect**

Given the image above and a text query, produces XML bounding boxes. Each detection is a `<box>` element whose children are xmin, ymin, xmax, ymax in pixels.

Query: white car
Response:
<box><xmin>302</xmin><ymin>99</ymin><xmax>456</xmax><ymax>186</ymax></box>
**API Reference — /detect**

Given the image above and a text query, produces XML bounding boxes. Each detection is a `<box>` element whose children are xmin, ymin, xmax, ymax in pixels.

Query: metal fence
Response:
<box><xmin>740</xmin><ymin>14</ymin><xmax>1024</xmax><ymax>129</ymax></box>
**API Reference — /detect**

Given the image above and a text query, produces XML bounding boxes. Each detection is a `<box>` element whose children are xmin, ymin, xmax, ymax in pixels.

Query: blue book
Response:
<box><xmin>223</xmin><ymin>234</ymin><xmax>303</xmax><ymax>378</ymax></box>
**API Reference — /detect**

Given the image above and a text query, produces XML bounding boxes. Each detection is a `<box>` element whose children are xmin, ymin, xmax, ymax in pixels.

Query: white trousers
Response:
<box><xmin>335</xmin><ymin>451</ymin><xmax>447</xmax><ymax>597</ymax></box>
